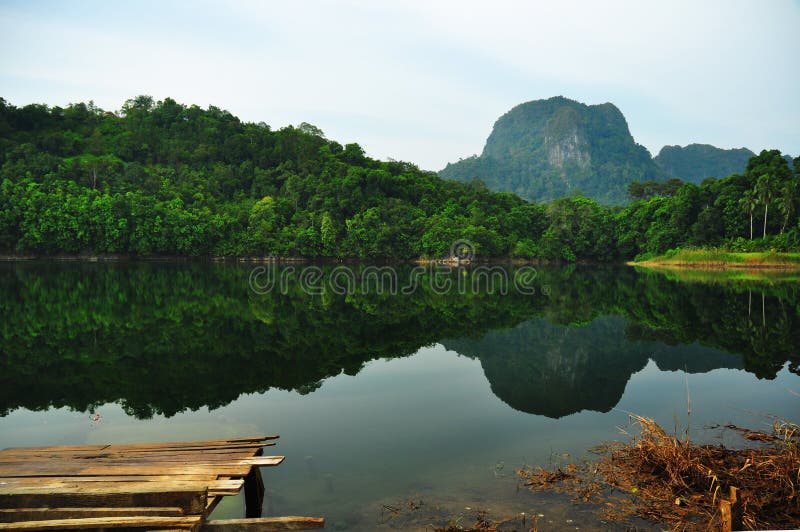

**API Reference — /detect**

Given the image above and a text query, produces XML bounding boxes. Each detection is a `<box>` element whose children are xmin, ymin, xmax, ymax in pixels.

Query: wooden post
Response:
<box><xmin>720</xmin><ymin>499</ymin><xmax>732</xmax><ymax>532</ymax></box>
<box><xmin>243</xmin><ymin>466</ymin><xmax>265</xmax><ymax>518</ymax></box>
<box><xmin>243</xmin><ymin>449</ymin><xmax>265</xmax><ymax>518</ymax></box>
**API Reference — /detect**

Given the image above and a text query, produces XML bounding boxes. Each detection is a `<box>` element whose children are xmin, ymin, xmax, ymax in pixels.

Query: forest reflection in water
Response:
<box><xmin>0</xmin><ymin>261</ymin><xmax>796</xmax><ymax>420</ymax></box>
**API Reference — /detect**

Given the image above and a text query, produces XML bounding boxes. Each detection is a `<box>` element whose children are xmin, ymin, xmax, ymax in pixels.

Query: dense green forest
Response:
<box><xmin>653</xmin><ymin>144</ymin><xmax>755</xmax><ymax>184</ymax></box>
<box><xmin>0</xmin><ymin>96</ymin><xmax>798</xmax><ymax>260</ymax></box>
<box><xmin>1</xmin><ymin>262</ymin><xmax>796</xmax><ymax>418</ymax></box>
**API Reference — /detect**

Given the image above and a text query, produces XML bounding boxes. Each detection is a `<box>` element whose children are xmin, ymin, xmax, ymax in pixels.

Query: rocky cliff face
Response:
<box><xmin>545</xmin><ymin>127</ymin><xmax>591</xmax><ymax>171</ymax></box>
<box><xmin>440</xmin><ymin>96</ymin><xmax>666</xmax><ymax>204</ymax></box>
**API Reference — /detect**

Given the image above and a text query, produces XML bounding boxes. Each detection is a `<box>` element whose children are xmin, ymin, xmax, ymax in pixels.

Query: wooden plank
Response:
<box><xmin>0</xmin><ymin>445</ymin><xmax>108</xmax><ymax>454</ymax></box>
<box><xmin>101</xmin><ymin>436</ymin><xmax>278</xmax><ymax>450</ymax></box>
<box><xmin>0</xmin><ymin>435</ymin><xmax>277</xmax><ymax>456</ymax></box>
<box><xmin>0</xmin><ymin>464</ymin><xmax>257</xmax><ymax>478</ymax></box>
<box><xmin>0</xmin><ymin>479</ymin><xmax>243</xmax><ymax>497</ymax></box>
<box><xmin>116</xmin><ymin>443</ymin><xmax>276</xmax><ymax>453</ymax></box>
<box><xmin>0</xmin><ymin>475</ymin><xmax>220</xmax><ymax>483</ymax></box>
<box><xmin>204</xmin><ymin>495</ymin><xmax>223</xmax><ymax>518</ymax></box>
<box><xmin>0</xmin><ymin>455</ymin><xmax>267</xmax><ymax>466</ymax></box>
<box><xmin>0</xmin><ymin>515</ymin><xmax>202</xmax><ymax>530</ymax></box>
<box><xmin>202</xmin><ymin>517</ymin><xmax>325</xmax><ymax>531</ymax></box>
<box><xmin>0</xmin><ymin>485</ymin><xmax>207</xmax><ymax>514</ymax></box>
<box><xmin>210</xmin><ymin>480</ymin><xmax>244</xmax><ymax>497</ymax></box>
<box><xmin>0</xmin><ymin>507</ymin><xmax>184</xmax><ymax>523</ymax></box>
<box><xmin>0</xmin><ymin>445</ymin><xmax>273</xmax><ymax>460</ymax></box>
<box><xmin>0</xmin><ymin>477</ymin><xmax>238</xmax><ymax>496</ymax></box>
<box><xmin>0</xmin><ymin>457</ymin><xmax>283</xmax><ymax>478</ymax></box>
<box><xmin>241</xmin><ymin>457</ymin><xmax>285</xmax><ymax>467</ymax></box>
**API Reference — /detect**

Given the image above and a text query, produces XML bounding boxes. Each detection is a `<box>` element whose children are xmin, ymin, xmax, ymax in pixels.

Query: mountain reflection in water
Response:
<box><xmin>0</xmin><ymin>262</ymin><xmax>797</xmax><ymax>419</ymax></box>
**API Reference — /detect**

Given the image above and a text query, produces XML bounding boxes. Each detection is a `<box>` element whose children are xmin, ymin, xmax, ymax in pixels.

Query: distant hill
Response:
<box><xmin>654</xmin><ymin>144</ymin><xmax>755</xmax><ymax>183</ymax></box>
<box><xmin>439</xmin><ymin>96</ymin><xmax>667</xmax><ymax>204</ymax></box>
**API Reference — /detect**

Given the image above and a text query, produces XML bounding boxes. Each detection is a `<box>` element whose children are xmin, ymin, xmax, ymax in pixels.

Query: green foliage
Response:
<box><xmin>0</xmin><ymin>96</ymin><xmax>536</xmax><ymax>259</ymax></box>
<box><xmin>439</xmin><ymin>97</ymin><xmax>667</xmax><ymax>204</ymax></box>
<box><xmin>627</xmin><ymin>178</ymin><xmax>683</xmax><ymax>200</ymax></box>
<box><xmin>617</xmin><ymin>150</ymin><xmax>800</xmax><ymax>256</ymax></box>
<box><xmin>0</xmin><ymin>96</ymin><xmax>798</xmax><ymax>260</ymax></box>
<box><xmin>654</xmin><ymin>144</ymin><xmax>755</xmax><ymax>183</ymax></box>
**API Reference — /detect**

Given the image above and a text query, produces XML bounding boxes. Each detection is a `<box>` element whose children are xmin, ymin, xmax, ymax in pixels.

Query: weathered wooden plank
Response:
<box><xmin>241</xmin><ymin>457</ymin><xmax>285</xmax><ymax>467</ymax></box>
<box><xmin>0</xmin><ymin>445</ymin><xmax>108</xmax><ymax>454</ymax></box>
<box><xmin>104</xmin><ymin>443</ymin><xmax>274</xmax><ymax>455</ymax></box>
<box><xmin>204</xmin><ymin>495</ymin><xmax>223</xmax><ymax>518</ymax></box>
<box><xmin>209</xmin><ymin>480</ymin><xmax>244</xmax><ymax>497</ymax></box>
<box><xmin>201</xmin><ymin>517</ymin><xmax>325</xmax><ymax>531</ymax></box>
<box><xmin>0</xmin><ymin>475</ymin><xmax>220</xmax><ymax>483</ymax></box>
<box><xmin>0</xmin><ymin>464</ymin><xmax>257</xmax><ymax>478</ymax></box>
<box><xmin>0</xmin><ymin>506</ymin><xmax>184</xmax><ymax>523</ymax></box>
<box><xmin>0</xmin><ymin>515</ymin><xmax>203</xmax><ymax>530</ymax></box>
<box><xmin>0</xmin><ymin>455</ymin><xmax>265</xmax><ymax>466</ymax></box>
<box><xmin>0</xmin><ymin>445</ymin><xmax>272</xmax><ymax>460</ymax></box>
<box><xmin>0</xmin><ymin>485</ymin><xmax>207</xmax><ymax>514</ymax></box>
<box><xmin>0</xmin><ymin>457</ymin><xmax>283</xmax><ymax>478</ymax></box>
<box><xmin>0</xmin><ymin>435</ymin><xmax>277</xmax><ymax>456</ymax></box>
<box><xmin>0</xmin><ymin>479</ymin><xmax>243</xmax><ymax>497</ymax></box>
<box><xmin>102</xmin><ymin>436</ymin><xmax>278</xmax><ymax>450</ymax></box>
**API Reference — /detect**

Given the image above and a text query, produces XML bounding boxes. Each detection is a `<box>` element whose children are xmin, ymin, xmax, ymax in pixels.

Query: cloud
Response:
<box><xmin>1</xmin><ymin>0</ymin><xmax>798</xmax><ymax>169</ymax></box>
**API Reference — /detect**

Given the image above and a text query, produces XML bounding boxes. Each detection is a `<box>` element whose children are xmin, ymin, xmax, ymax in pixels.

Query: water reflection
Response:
<box><xmin>0</xmin><ymin>262</ymin><xmax>797</xmax><ymax>420</ymax></box>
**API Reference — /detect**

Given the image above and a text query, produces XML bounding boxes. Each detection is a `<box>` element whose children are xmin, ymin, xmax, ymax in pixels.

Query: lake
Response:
<box><xmin>0</xmin><ymin>262</ymin><xmax>797</xmax><ymax>530</ymax></box>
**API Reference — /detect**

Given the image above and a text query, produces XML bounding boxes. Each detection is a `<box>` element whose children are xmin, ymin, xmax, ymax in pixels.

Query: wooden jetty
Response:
<box><xmin>0</xmin><ymin>435</ymin><xmax>324</xmax><ymax>531</ymax></box>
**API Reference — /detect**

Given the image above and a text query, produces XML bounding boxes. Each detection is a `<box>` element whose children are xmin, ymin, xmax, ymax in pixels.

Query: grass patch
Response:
<box><xmin>631</xmin><ymin>249</ymin><xmax>800</xmax><ymax>270</ymax></box>
<box><xmin>632</xmin><ymin>265</ymin><xmax>800</xmax><ymax>284</ymax></box>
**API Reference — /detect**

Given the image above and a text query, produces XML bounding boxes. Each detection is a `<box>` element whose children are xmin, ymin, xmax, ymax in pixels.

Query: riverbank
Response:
<box><xmin>0</xmin><ymin>253</ymin><xmax>550</xmax><ymax>265</ymax></box>
<box><xmin>629</xmin><ymin>250</ymin><xmax>800</xmax><ymax>270</ymax></box>
<box><xmin>518</xmin><ymin>415</ymin><xmax>800</xmax><ymax>531</ymax></box>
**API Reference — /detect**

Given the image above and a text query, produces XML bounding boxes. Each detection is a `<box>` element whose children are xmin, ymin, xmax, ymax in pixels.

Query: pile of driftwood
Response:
<box><xmin>518</xmin><ymin>415</ymin><xmax>800</xmax><ymax>531</ymax></box>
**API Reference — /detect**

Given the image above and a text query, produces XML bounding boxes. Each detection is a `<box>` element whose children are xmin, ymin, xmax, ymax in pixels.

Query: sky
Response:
<box><xmin>1</xmin><ymin>0</ymin><xmax>798</xmax><ymax>171</ymax></box>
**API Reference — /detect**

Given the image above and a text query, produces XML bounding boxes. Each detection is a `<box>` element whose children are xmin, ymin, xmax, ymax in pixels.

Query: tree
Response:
<box><xmin>747</xmin><ymin>150</ymin><xmax>792</xmax><ymax>238</ymax></box>
<box><xmin>776</xmin><ymin>178</ymin><xmax>799</xmax><ymax>234</ymax></box>
<box><xmin>627</xmin><ymin>181</ymin><xmax>645</xmax><ymax>200</ymax></box>
<box><xmin>320</xmin><ymin>212</ymin><xmax>336</xmax><ymax>256</ymax></box>
<box><xmin>755</xmin><ymin>174</ymin><xmax>779</xmax><ymax>238</ymax></box>
<box><xmin>248</xmin><ymin>196</ymin><xmax>279</xmax><ymax>252</ymax></box>
<box><xmin>297</xmin><ymin>122</ymin><xmax>325</xmax><ymax>138</ymax></box>
<box><xmin>738</xmin><ymin>189</ymin><xmax>758</xmax><ymax>240</ymax></box>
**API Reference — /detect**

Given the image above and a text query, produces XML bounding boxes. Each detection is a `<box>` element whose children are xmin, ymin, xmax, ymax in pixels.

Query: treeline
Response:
<box><xmin>0</xmin><ymin>96</ymin><xmax>798</xmax><ymax>260</ymax></box>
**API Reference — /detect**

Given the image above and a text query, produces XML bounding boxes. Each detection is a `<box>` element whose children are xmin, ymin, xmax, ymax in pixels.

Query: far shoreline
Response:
<box><xmin>629</xmin><ymin>250</ymin><xmax>800</xmax><ymax>271</ymax></box>
<box><xmin>0</xmin><ymin>253</ymin><xmax>544</xmax><ymax>265</ymax></box>
<box><xmin>0</xmin><ymin>253</ymin><xmax>592</xmax><ymax>266</ymax></box>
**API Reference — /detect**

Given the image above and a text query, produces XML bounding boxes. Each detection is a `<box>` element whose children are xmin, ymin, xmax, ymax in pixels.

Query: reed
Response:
<box><xmin>519</xmin><ymin>414</ymin><xmax>800</xmax><ymax>530</ymax></box>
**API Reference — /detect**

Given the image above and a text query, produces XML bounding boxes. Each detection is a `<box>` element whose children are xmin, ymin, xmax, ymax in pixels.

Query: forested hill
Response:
<box><xmin>654</xmin><ymin>144</ymin><xmax>755</xmax><ymax>183</ymax></box>
<box><xmin>0</xmin><ymin>96</ymin><xmax>543</xmax><ymax>258</ymax></box>
<box><xmin>0</xmin><ymin>96</ymin><xmax>798</xmax><ymax>261</ymax></box>
<box><xmin>439</xmin><ymin>96</ymin><xmax>667</xmax><ymax>204</ymax></box>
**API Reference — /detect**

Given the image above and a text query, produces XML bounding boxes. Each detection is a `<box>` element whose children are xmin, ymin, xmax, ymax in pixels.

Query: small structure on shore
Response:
<box><xmin>0</xmin><ymin>435</ymin><xmax>324</xmax><ymax>531</ymax></box>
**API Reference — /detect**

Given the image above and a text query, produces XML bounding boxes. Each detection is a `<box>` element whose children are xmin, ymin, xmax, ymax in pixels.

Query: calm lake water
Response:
<box><xmin>1</xmin><ymin>262</ymin><xmax>798</xmax><ymax>530</ymax></box>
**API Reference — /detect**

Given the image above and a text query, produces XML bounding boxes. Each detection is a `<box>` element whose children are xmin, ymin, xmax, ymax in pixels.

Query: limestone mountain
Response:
<box><xmin>654</xmin><ymin>144</ymin><xmax>755</xmax><ymax>183</ymax></box>
<box><xmin>439</xmin><ymin>96</ymin><xmax>666</xmax><ymax>204</ymax></box>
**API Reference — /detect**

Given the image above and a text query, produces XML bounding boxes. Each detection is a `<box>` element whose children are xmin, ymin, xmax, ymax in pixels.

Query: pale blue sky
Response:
<box><xmin>1</xmin><ymin>0</ymin><xmax>798</xmax><ymax>170</ymax></box>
